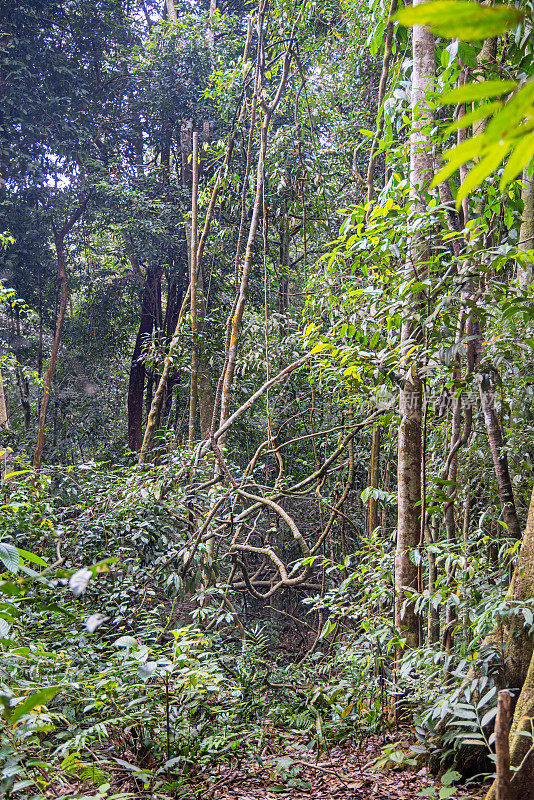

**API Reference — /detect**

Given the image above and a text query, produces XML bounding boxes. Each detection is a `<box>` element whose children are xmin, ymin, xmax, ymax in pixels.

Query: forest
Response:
<box><xmin>0</xmin><ymin>0</ymin><xmax>534</xmax><ymax>797</ymax></box>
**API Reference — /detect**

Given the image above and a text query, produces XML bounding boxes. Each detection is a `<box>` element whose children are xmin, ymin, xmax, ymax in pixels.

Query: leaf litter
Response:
<box><xmin>205</xmin><ymin>733</ymin><xmax>484</xmax><ymax>800</ymax></box>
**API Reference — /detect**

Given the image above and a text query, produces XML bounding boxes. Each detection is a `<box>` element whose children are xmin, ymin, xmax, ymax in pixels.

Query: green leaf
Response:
<box><xmin>432</xmin><ymin>140</ymin><xmax>481</xmax><ymax>187</ymax></box>
<box><xmin>441</xmin><ymin>769</ymin><xmax>461</xmax><ymax>786</ymax></box>
<box><xmin>0</xmin><ymin>543</ymin><xmax>20</xmax><ymax>573</ymax></box>
<box><xmin>445</xmin><ymin>101</ymin><xmax>503</xmax><ymax>134</ymax></box>
<box><xmin>115</xmin><ymin>635</ymin><xmax>138</xmax><ymax>648</ymax></box>
<box><xmin>8</xmin><ymin>686</ymin><xmax>61</xmax><ymax>723</ymax></box>
<box><xmin>481</xmin><ymin>706</ymin><xmax>498</xmax><ymax>727</ymax></box>
<box><xmin>137</xmin><ymin>661</ymin><xmax>158</xmax><ymax>681</ymax></box>
<box><xmin>440</xmin><ymin>80</ymin><xmax>517</xmax><ymax>105</ymax></box>
<box><xmin>458</xmin><ymin>42</ymin><xmax>477</xmax><ymax>68</ymax></box>
<box><xmin>16</xmin><ymin>548</ymin><xmax>47</xmax><ymax>568</ymax></box>
<box><xmin>477</xmin><ymin>686</ymin><xmax>497</xmax><ymax>709</ymax></box>
<box><xmin>392</xmin><ymin>2</ymin><xmax>525</xmax><ymax>40</ymax></box>
<box><xmin>0</xmin><ymin>581</ymin><xmax>23</xmax><ymax>596</ymax></box>
<box><xmin>311</xmin><ymin>342</ymin><xmax>330</xmax><ymax>354</ymax></box>
<box><xmin>320</xmin><ymin>618</ymin><xmax>337</xmax><ymax>639</ymax></box>
<box><xmin>499</xmin><ymin>134</ymin><xmax>534</xmax><ymax>189</ymax></box>
<box><xmin>457</xmin><ymin>141</ymin><xmax>512</xmax><ymax>206</ymax></box>
<box><xmin>486</xmin><ymin>80</ymin><xmax>534</xmax><ymax>140</ymax></box>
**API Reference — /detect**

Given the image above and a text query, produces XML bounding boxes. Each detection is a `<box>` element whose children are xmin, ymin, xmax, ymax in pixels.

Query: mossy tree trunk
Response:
<box><xmin>485</xmin><ymin>486</ymin><xmax>534</xmax><ymax>799</ymax></box>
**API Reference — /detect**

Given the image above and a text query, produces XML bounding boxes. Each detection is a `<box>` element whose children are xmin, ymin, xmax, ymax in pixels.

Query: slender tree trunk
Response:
<box><xmin>278</xmin><ymin>197</ymin><xmax>290</xmax><ymax>341</ymax></box>
<box><xmin>218</xmin><ymin>122</ymin><xmax>268</xmax><ymax>435</ymax></box>
<box><xmin>365</xmin><ymin>0</ymin><xmax>398</xmax><ymax>204</ymax></box>
<box><xmin>166</xmin><ymin>0</ymin><xmax>177</xmax><ymax>21</ymax></box>
<box><xmin>188</xmin><ymin>133</ymin><xmax>199</xmax><ymax>447</ymax></box>
<box><xmin>449</xmin><ymin>32</ymin><xmax>522</xmax><ymax>546</ymax></box>
<box><xmin>218</xmin><ymin>21</ymin><xmax>291</xmax><ymax>436</ymax></box>
<box><xmin>477</xmin><ymin>373</ymin><xmax>521</xmax><ymax>541</ymax></box>
<box><xmin>395</xmin><ymin>8</ymin><xmax>434</xmax><ymax>649</ymax></box>
<box><xmin>14</xmin><ymin>310</ymin><xmax>30</xmax><ymax>431</ymax></box>
<box><xmin>208</xmin><ymin>0</ymin><xmax>217</xmax><ymax>48</ymax></box>
<box><xmin>0</xmin><ymin>369</ymin><xmax>11</xmax><ymax>482</ymax></box>
<box><xmin>199</xmin><ymin>362</ymin><xmax>215</xmax><ymax>441</ymax></box>
<box><xmin>33</xmin><ymin>235</ymin><xmax>67</xmax><ymax>471</ymax></box>
<box><xmin>33</xmin><ymin>202</ymin><xmax>86</xmax><ymax>472</ymax></box>
<box><xmin>181</xmin><ymin>120</ymin><xmax>193</xmax><ymax>189</ymax></box>
<box><xmin>427</xmin><ymin>515</ymin><xmax>440</xmax><ymax>643</ymax></box>
<box><xmin>0</xmin><ymin>371</ymin><xmax>7</xmax><ymax>431</ymax></box>
<box><xmin>127</xmin><ymin>265</ymin><xmax>162</xmax><ymax>452</ymax></box>
<box><xmin>367</xmin><ymin>425</ymin><xmax>380</xmax><ymax>533</ymax></box>
<box><xmin>38</xmin><ymin>264</ymin><xmax>43</xmax><ymax>378</ymax></box>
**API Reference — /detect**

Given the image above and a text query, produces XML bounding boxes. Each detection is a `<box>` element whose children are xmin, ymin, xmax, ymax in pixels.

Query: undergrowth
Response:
<box><xmin>0</xmin><ymin>461</ymin><xmax>531</xmax><ymax>797</ymax></box>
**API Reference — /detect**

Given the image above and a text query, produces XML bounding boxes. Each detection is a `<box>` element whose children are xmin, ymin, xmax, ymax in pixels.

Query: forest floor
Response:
<box><xmin>204</xmin><ymin>733</ymin><xmax>484</xmax><ymax>800</ymax></box>
<box><xmin>38</xmin><ymin>730</ymin><xmax>487</xmax><ymax>798</ymax></box>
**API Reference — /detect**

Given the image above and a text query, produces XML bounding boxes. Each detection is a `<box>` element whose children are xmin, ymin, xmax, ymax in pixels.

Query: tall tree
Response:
<box><xmin>394</xmin><ymin>3</ymin><xmax>435</xmax><ymax>649</ymax></box>
<box><xmin>33</xmin><ymin>201</ymin><xmax>87</xmax><ymax>471</ymax></box>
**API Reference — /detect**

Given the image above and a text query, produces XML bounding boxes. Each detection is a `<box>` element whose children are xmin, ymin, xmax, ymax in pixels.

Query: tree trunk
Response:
<box><xmin>395</xmin><ymin>7</ymin><xmax>434</xmax><ymax>649</ymax></box>
<box><xmin>14</xmin><ymin>309</ymin><xmax>30</xmax><ymax>431</ymax></box>
<box><xmin>0</xmin><ymin>369</ymin><xmax>11</xmax><ymax>482</ymax></box>
<box><xmin>367</xmin><ymin>424</ymin><xmax>380</xmax><ymax>534</ymax></box>
<box><xmin>217</xmin><ymin>15</ymin><xmax>291</xmax><ymax>437</ymax></box>
<box><xmin>278</xmin><ymin>198</ymin><xmax>290</xmax><ymax>341</ymax></box>
<box><xmin>127</xmin><ymin>265</ymin><xmax>162</xmax><ymax>452</ymax></box>
<box><xmin>485</xmin><ymin>487</ymin><xmax>534</xmax><ymax>800</ymax></box>
<box><xmin>199</xmin><ymin>361</ymin><xmax>215</xmax><ymax>441</ymax></box>
<box><xmin>365</xmin><ymin>0</ymin><xmax>398</xmax><ymax>204</ymax></box>
<box><xmin>165</xmin><ymin>0</ymin><xmax>177</xmax><ymax>21</ymax></box>
<box><xmin>518</xmin><ymin>166</ymin><xmax>534</xmax><ymax>287</ymax></box>
<box><xmin>33</xmin><ymin>233</ymin><xmax>67</xmax><ymax>472</ymax></box>
<box><xmin>188</xmin><ymin>132</ymin><xmax>199</xmax><ymax>447</ymax></box>
<box><xmin>476</xmin><ymin>363</ymin><xmax>521</xmax><ymax>542</ymax></box>
<box><xmin>33</xmin><ymin>202</ymin><xmax>86</xmax><ymax>471</ymax></box>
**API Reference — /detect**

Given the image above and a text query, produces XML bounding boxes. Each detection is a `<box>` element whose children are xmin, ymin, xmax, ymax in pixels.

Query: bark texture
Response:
<box><xmin>485</xmin><ymin>487</ymin><xmax>534</xmax><ymax>800</ymax></box>
<box><xmin>127</xmin><ymin>265</ymin><xmax>162</xmax><ymax>452</ymax></box>
<box><xmin>188</xmin><ymin>132</ymin><xmax>199</xmax><ymax>447</ymax></box>
<box><xmin>477</xmin><ymin>374</ymin><xmax>521</xmax><ymax>542</ymax></box>
<box><xmin>367</xmin><ymin>424</ymin><xmax>380</xmax><ymax>534</ymax></box>
<box><xmin>395</xmin><ymin>8</ymin><xmax>434</xmax><ymax>649</ymax></box>
<box><xmin>518</xmin><ymin>167</ymin><xmax>534</xmax><ymax>288</ymax></box>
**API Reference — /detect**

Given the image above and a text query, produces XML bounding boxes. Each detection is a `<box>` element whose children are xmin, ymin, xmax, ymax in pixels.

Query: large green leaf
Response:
<box><xmin>499</xmin><ymin>135</ymin><xmax>534</xmax><ymax>188</ymax></box>
<box><xmin>434</xmin><ymin>78</ymin><xmax>534</xmax><ymax>202</ymax></box>
<box><xmin>8</xmin><ymin>686</ymin><xmax>61</xmax><ymax>723</ymax></box>
<box><xmin>16</xmin><ymin>548</ymin><xmax>47</xmax><ymax>568</ymax></box>
<box><xmin>440</xmin><ymin>80</ymin><xmax>517</xmax><ymax>105</ymax></box>
<box><xmin>485</xmin><ymin>80</ymin><xmax>534</xmax><ymax>139</ymax></box>
<box><xmin>393</xmin><ymin>1</ymin><xmax>525</xmax><ymax>40</ymax></box>
<box><xmin>457</xmin><ymin>141</ymin><xmax>513</xmax><ymax>204</ymax></box>
<box><xmin>0</xmin><ymin>544</ymin><xmax>20</xmax><ymax>573</ymax></box>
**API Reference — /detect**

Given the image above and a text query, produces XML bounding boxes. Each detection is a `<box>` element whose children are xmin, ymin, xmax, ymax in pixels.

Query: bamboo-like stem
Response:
<box><xmin>138</xmin><ymin>21</ymin><xmax>255</xmax><ymax>464</ymax></box>
<box><xmin>366</xmin><ymin>425</ymin><xmax>380</xmax><ymax>533</ymax></box>
<box><xmin>218</xmin><ymin>17</ymin><xmax>293</xmax><ymax>440</ymax></box>
<box><xmin>365</xmin><ymin>0</ymin><xmax>398</xmax><ymax>206</ymax></box>
<box><xmin>188</xmin><ymin>132</ymin><xmax>199</xmax><ymax>448</ymax></box>
<box><xmin>138</xmin><ymin>284</ymin><xmax>191</xmax><ymax>464</ymax></box>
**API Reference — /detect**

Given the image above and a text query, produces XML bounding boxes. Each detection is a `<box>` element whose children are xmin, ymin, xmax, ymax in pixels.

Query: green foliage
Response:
<box><xmin>395</xmin><ymin>0</ymin><xmax>533</xmax><ymax>201</ymax></box>
<box><xmin>393</xmin><ymin>1</ymin><xmax>525</xmax><ymax>40</ymax></box>
<box><xmin>1</xmin><ymin>0</ymin><xmax>534</xmax><ymax>796</ymax></box>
